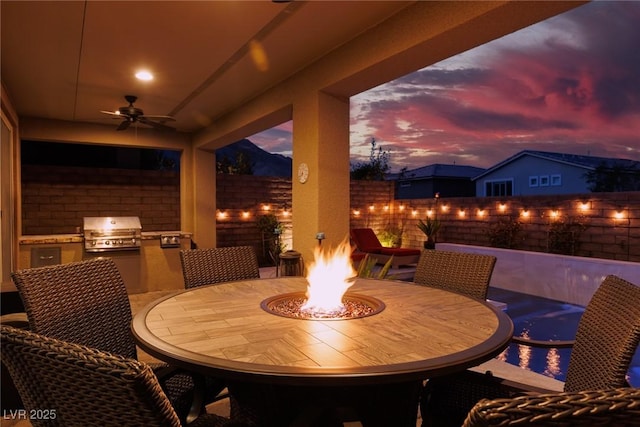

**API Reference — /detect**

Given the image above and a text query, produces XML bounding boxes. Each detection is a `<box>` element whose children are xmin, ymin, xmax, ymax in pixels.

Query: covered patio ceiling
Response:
<box><xmin>1</xmin><ymin>1</ymin><xmax>414</xmax><ymax>134</ymax></box>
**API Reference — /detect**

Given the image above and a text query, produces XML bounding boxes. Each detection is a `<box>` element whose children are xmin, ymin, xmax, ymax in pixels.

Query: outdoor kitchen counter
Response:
<box><xmin>11</xmin><ymin>232</ymin><xmax>194</xmax><ymax>294</ymax></box>
<box><xmin>18</xmin><ymin>231</ymin><xmax>192</xmax><ymax>245</ymax></box>
<box><xmin>18</xmin><ymin>234</ymin><xmax>84</xmax><ymax>245</ymax></box>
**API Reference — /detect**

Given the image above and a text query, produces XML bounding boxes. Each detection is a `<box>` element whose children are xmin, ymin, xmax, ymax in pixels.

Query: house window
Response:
<box><xmin>529</xmin><ymin>176</ymin><xmax>539</xmax><ymax>187</ymax></box>
<box><xmin>551</xmin><ymin>174</ymin><xmax>562</xmax><ymax>186</ymax></box>
<box><xmin>539</xmin><ymin>175</ymin><xmax>549</xmax><ymax>186</ymax></box>
<box><xmin>485</xmin><ymin>179</ymin><xmax>513</xmax><ymax>196</ymax></box>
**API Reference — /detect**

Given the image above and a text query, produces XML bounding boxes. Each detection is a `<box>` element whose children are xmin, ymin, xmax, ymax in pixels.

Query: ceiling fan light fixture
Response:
<box><xmin>100</xmin><ymin>95</ymin><xmax>175</xmax><ymax>132</ymax></box>
<box><xmin>135</xmin><ymin>70</ymin><xmax>153</xmax><ymax>81</ymax></box>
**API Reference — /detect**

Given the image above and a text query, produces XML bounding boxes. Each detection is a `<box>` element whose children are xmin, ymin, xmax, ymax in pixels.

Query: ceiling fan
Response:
<box><xmin>100</xmin><ymin>95</ymin><xmax>175</xmax><ymax>131</ymax></box>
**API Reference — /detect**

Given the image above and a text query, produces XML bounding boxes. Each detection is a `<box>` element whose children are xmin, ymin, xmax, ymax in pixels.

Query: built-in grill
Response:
<box><xmin>83</xmin><ymin>216</ymin><xmax>142</xmax><ymax>252</ymax></box>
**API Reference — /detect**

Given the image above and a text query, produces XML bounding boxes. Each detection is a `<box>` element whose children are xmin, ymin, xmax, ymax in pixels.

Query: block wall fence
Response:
<box><xmin>20</xmin><ymin>167</ymin><xmax>640</xmax><ymax>263</ymax></box>
<box><xmin>21</xmin><ymin>165</ymin><xmax>180</xmax><ymax>234</ymax></box>
<box><xmin>218</xmin><ymin>176</ymin><xmax>640</xmax><ymax>263</ymax></box>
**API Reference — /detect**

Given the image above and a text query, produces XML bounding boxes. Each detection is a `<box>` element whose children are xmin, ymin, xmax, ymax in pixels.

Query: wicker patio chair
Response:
<box><xmin>0</xmin><ymin>313</ymin><xmax>29</xmax><ymax>412</ymax></box>
<box><xmin>462</xmin><ymin>387</ymin><xmax>640</xmax><ymax>427</ymax></box>
<box><xmin>180</xmin><ymin>246</ymin><xmax>260</xmax><ymax>289</ymax></box>
<box><xmin>413</xmin><ymin>250</ymin><xmax>497</xmax><ymax>300</ymax></box>
<box><xmin>421</xmin><ymin>274</ymin><xmax>640</xmax><ymax>427</ymax></box>
<box><xmin>10</xmin><ymin>257</ymin><xmax>225</xmax><ymax>424</ymax></box>
<box><xmin>1</xmin><ymin>325</ymin><xmax>231</xmax><ymax>427</ymax></box>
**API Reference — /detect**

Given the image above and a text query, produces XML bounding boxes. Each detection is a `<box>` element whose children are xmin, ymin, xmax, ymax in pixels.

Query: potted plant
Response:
<box><xmin>356</xmin><ymin>254</ymin><xmax>394</xmax><ymax>279</ymax></box>
<box><xmin>417</xmin><ymin>217</ymin><xmax>441</xmax><ymax>249</ymax></box>
<box><xmin>256</xmin><ymin>214</ymin><xmax>286</xmax><ymax>265</ymax></box>
<box><xmin>378</xmin><ymin>224</ymin><xmax>404</xmax><ymax>248</ymax></box>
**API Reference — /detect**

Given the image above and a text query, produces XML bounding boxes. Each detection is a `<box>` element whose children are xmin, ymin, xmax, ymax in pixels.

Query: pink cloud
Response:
<box><xmin>255</xmin><ymin>2</ymin><xmax>640</xmax><ymax>172</ymax></box>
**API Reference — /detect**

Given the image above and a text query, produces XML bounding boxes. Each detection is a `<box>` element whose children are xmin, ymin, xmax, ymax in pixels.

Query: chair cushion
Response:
<box><xmin>350</xmin><ymin>228</ymin><xmax>383</xmax><ymax>252</ymax></box>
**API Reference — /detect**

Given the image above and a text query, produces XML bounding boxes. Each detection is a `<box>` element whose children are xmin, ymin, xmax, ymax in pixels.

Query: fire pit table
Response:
<box><xmin>132</xmin><ymin>277</ymin><xmax>513</xmax><ymax>426</ymax></box>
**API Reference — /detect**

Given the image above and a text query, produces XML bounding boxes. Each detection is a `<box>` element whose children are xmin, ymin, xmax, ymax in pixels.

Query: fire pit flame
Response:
<box><xmin>301</xmin><ymin>239</ymin><xmax>356</xmax><ymax>314</ymax></box>
<box><xmin>261</xmin><ymin>238</ymin><xmax>385</xmax><ymax>320</ymax></box>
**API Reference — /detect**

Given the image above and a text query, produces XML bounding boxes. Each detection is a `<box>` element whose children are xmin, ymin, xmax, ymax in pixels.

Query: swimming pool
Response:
<box><xmin>488</xmin><ymin>287</ymin><xmax>640</xmax><ymax>387</ymax></box>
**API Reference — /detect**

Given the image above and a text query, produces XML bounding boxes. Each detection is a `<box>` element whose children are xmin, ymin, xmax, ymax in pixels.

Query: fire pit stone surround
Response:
<box><xmin>261</xmin><ymin>291</ymin><xmax>385</xmax><ymax>320</ymax></box>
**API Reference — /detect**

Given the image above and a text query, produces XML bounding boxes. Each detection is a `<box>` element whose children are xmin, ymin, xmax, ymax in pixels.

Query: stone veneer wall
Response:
<box><xmin>20</xmin><ymin>169</ymin><xmax>639</xmax><ymax>263</ymax></box>
<box><xmin>21</xmin><ymin>165</ymin><xmax>180</xmax><ymax>234</ymax></box>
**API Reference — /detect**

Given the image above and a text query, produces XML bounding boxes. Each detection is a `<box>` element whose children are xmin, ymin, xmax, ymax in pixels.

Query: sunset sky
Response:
<box><xmin>248</xmin><ymin>1</ymin><xmax>640</xmax><ymax>172</ymax></box>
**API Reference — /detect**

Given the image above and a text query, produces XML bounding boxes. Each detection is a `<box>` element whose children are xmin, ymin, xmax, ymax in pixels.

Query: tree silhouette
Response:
<box><xmin>217</xmin><ymin>151</ymin><xmax>254</xmax><ymax>175</ymax></box>
<box><xmin>584</xmin><ymin>161</ymin><xmax>640</xmax><ymax>192</ymax></box>
<box><xmin>350</xmin><ymin>138</ymin><xmax>390</xmax><ymax>180</ymax></box>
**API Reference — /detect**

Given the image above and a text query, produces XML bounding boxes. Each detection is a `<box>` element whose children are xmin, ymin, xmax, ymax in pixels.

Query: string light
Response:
<box><xmin>214</xmin><ymin>198</ymin><xmax>633</xmax><ymax>237</ymax></box>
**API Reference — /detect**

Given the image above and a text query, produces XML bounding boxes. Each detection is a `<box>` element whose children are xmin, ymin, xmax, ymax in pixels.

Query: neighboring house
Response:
<box><xmin>473</xmin><ymin>150</ymin><xmax>640</xmax><ymax>196</ymax></box>
<box><xmin>390</xmin><ymin>164</ymin><xmax>485</xmax><ymax>199</ymax></box>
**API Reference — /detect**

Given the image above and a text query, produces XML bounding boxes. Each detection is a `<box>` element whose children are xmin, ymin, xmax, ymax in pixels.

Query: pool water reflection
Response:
<box><xmin>487</xmin><ymin>287</ymin><xmax>640</xmax><ymax>387</ymax></box>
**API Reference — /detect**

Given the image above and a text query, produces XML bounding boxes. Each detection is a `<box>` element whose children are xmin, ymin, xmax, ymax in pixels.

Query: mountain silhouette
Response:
<box><xmin>215</xmin><ymin>139</ymin><xmax>292</xmax><ymax>177</ymax></box>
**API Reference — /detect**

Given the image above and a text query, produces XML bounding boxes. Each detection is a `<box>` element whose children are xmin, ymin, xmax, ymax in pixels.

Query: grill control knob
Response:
<box><xmin>105</xmin><ymin>240</ymin><xmax>110</xmax><ymax>245</ymax></box>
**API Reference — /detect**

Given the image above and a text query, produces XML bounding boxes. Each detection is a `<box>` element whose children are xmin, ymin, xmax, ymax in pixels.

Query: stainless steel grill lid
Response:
<box><xmin>83</xmin><ymin>216</ymin><xmax>141</xmax><ymax>231</ymax></box>
<box><xmin>83</xmin><ymin>216</ymin><xmax>142</xmax><ymax>252</ymax></box>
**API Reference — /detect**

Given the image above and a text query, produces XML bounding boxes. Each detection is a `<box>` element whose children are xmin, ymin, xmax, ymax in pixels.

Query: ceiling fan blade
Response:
<box><xmin>138</xmin><ymin>117</ymin><xmax>175</xmax><ymax>131</ymax></box>
<box><xmin>116</xmin><ymin>120</ymin><xmax>131</xmax><ymax>131</ymax></box>
<box><xmin>102</xmin><ymin>96</ymin><xmax>174</xmax><ymax>131</ymax></box>
<box><xmin>142</xmin><ymin>114</ymin><xmax>176</xmax><ymax>121</ymax></box>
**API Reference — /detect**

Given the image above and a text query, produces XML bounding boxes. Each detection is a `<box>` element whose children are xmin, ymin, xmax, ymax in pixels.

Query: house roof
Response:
<box><xmin>388</xmin><ymin>164</ymin><xmax>486</xmax><ymax>181</ymax></box>
<box><xmin>473</xmin><ymin>150</ymin><xmax>640</xmax><ymax>181</ymax></box>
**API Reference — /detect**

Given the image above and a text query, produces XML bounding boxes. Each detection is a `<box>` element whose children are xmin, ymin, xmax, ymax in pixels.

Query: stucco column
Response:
<box><xmin>185</xmin><ymin>147</ymin><xmax>217</xmax><ymax>248</ymax></box>
<box><xmin>292</xmin><ymin>91</ymin><xmax>350</xmax><ymax>264</ymax></box>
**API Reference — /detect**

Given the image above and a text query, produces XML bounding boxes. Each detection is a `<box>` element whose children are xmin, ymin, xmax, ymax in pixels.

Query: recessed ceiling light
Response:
<box><xmin>135</xmin><ymin>70</ymin><xmax>153</xmax><ymax>81</ymax></box>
